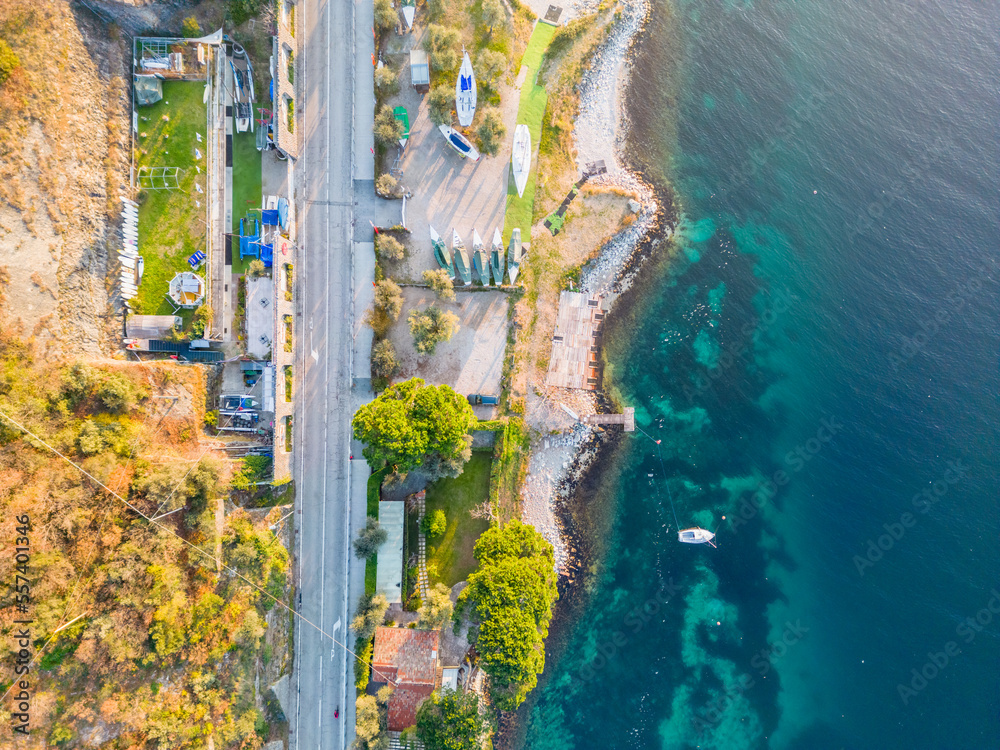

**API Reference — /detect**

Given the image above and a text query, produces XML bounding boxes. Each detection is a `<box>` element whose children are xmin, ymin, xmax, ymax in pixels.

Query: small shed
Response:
<box><xmin>409</xmin><ymin>49</ymin><xmax>430</xmax><ymax>93</ymax></box>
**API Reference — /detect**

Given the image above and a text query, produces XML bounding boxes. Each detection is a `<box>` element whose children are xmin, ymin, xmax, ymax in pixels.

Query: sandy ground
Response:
<box><xmin>386</xmin><ymin>287</ymin><xmax>509</xmax><ymax>404</ymax></box>
<box><xmin>384</xmin><ymin>26</ymin><xmax>521</xmax><ymax>282</ymax></box>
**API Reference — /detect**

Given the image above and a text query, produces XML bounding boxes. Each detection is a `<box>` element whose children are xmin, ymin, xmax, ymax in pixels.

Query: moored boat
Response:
<box><xmin>430</xmin><ymin>226</ymin><xmax>453</xmax><ymax>278</ymax></box>
<box><xmin>678</xmin><ymin>528</ymin><xmax>717</xmax><ymax>548</ymax></box>
<box><xmin>438</xmin><ymin>125</ymin><xmax>481</xmax><ymax>162</ymax></box>
<box><xmin>490</xmin><ymin>228</ymin><xmax>504</xmax><ymax>286</ymax></box>
<box><xmin>401</xmin><ymin>0</ymin><xmax>415</xmax><ymax>28</ymax></box>
<box><xmin>507</xmin><ymin>228</ymin><xmax>522</xmax><ymax>284</ymax></box>
<box><xmin>452</xmin><ymin>230</ymin><xmax>472</xmax><ymax>286</ymax></box>
<box><xmin>471</xmin><ymin>230</ymin><xmax>489</xmax><ymax>285</ymax></box>
<box><xmin>511</xmin><ymin>124</ymin><xmax>531</xmax><ymax>198</ymax></box>
<box><xmin>456</xmin><ymin>48</ymin><xmax>477</xmax><ymax>127</ymax></box>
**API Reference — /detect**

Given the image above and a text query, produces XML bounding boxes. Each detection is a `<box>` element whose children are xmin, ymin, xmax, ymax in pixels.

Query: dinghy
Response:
<box><xmin>511</xmin><ymin>124</ymin><xmax>531</xmax><ymax>198</ymax></box>
<box><xmin>456</xmin><ymin>48</ymin><xmax>477</xmax><ymax>127</ymax></box>
<box><xmin>507</xmin><ymin>228</ymin><xmax>522</xmax><ymax>284</ymax></box>
<box><xmin>490</xmin><ymin>228</ymin><xmax>504</xmax><ymax>286</ymax></box>
<box><xmin>452</xmin><ymin>230</ymin><xmax>472</xmax><ymax>286</ymax></box>
<box><xmin>678</xmin><ymin>528</ymin><xmax>717</xmax><ymax>548</ymax></box>
<box><xmin>430</xmin><ymin>226</ymin><xmax>454</xmax><ymax>278</ymax></box>
<box><xmin>438</xmin><ymin>125</ymin><xmax>481</xmax><ymax>162</ymax></box>
<box><xmin>471</xmin><ymin>230</ymin><xmax>489</xmax><ymax>285</ymax></box>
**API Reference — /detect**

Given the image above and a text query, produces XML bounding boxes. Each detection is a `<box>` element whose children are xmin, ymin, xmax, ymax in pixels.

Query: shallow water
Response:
<box><xmin>523</xmin><ymin>0</ymin><xmax>1000</xmax><ymax>747</ymax></box>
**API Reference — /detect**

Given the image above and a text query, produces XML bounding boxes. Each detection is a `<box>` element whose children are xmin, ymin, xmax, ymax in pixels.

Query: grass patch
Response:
<box><xmin>494</xmin><ymin>417</ymin><xmax>529</xmax><ymax>522</ymax></box>
<box><xmin>365</xmin><ymin>465</ymin><xmax>389</xmax><ymax>596</ymax></box>
<box><xmin>287</xmin><ymin>99</ymin><xmax>295</xmax><ymax>134</ymax></box>
<box><xmin>231</xmin><ymin>129</ymin><xmax>263</xmax><ymax>276</ymax></box>
<box><xmin>424</xmin><ymin>452</ymin><xmax>493</xmax><ymax>587</ymax></box>
<box><xmin>284</xmin><ymin>415</ymin><xmax>293</xmax><ymax>452</ymax></box>
<box><xmin>503</xmin><ymin>21</ymin><xmax>556</xmax><ymax>245</ymax></box>
<box><xmin>133</xmin><ymin>80</ymin><xmax>208</xmax><ymax>316</ymax></box>
<box><xmin>283</xmin><ymin>365</ymin><xmax>292</xmax><ymax>401</ymax></box>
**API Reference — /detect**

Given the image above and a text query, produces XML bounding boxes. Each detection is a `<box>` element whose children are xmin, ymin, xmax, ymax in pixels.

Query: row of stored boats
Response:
<box><xmin>430</xmin><ymin>226</ymin><xmax>524</xmax><ymax>286</ymax></box>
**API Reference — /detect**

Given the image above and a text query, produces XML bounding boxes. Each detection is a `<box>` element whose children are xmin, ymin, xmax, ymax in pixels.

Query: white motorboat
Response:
<box><xmin>678</xmin><ymin>527</ymin><xmax>717</xmax><ymax>547</ymax></box>
<box><xmin>439</xmin><ymin>124</ymin><xmax>481</xmax><ymax>162</ymax></box>
<box><xmin>511</xmin><ymin>124</ymin><xmax>531</xmax><ymax>198</ymax></box>
<box><xmin>455</xmin><ymin>48</ymin><xmax>477</xmax><ymax>127</ymax></box>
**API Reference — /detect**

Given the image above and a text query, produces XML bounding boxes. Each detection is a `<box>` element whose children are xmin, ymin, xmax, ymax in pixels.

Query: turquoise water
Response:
<box><xmin>523</xmin><ymin>0</ymin><xmax>999</xmax><ymax>748</ymax></box>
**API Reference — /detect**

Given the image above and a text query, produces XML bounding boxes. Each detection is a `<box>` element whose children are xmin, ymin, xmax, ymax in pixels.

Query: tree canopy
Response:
<box><xmin>409</xmin><ymin>305</ymin><xmax>460</xmax><ymax>355</ymax></box>
<box><xmin>354</xmin><ymin>516</ymin><xmax>388</xmax><ymax>559</ymax></box>
<box><xmin>457</xmin><ymin>520</ymin><xmax>557</xmax><ymax>710</ymax></box>
<box><xmin>423</xmin><ymin>268</ymin><xmax>456</xmax><ymax>302</ymax></box>
<box><xmin>352</xmin><ymin>378</ymin><xmax>476</xmax><ymax>477</ymax></box>
<box><xmin>415</xmin><ymin>689</ymin><xmax>491</xmax><ymax>750</ymax></box>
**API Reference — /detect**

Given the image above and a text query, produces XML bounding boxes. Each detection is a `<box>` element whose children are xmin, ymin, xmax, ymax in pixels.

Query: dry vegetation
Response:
<box><xmin>0</xmin><ymin>0</ymin><xmax>130</xmax><ymax>356</ymax></box>
<box><xmin>0</xmin><ymin>335</ymin><xmax>290</xmax><ymax>747</ymax></box>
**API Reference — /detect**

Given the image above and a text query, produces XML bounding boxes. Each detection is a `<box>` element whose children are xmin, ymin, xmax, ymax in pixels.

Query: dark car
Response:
<box><xmin>467</xmin><ymin>394</ymin><xmax>499</xmax><ymax>406</ymax></box>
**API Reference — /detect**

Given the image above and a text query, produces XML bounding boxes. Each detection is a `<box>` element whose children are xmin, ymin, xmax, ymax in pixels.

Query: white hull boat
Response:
<box><xmin>439</xmin><ymin>125</ymin><xmax>481</xmax><ymax>162</ymax></box>
<box><xmin>402</xmin><ymin>0</ymin><xmax>415</xmax><ymax>28</ymax></box>
<box><xmin>456</xmin><ymin>49</ymin><xmax>477</xmax><ymax>127</ymax></box>
<box><xmin>511</xmin><ymin>124</ymin><xmax>531</xmax><ymax>198</ymax></box>
<box><xmin>678</xmin><ymin>527</ymin><xmax>717</xmax><ymax>547</ymax></box>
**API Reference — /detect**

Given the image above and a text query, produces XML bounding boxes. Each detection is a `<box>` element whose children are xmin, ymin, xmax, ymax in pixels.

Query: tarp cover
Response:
<box><xmin>261</xmin><ymin>209</ymin><xmax>279</xmax><ymax>225</ymax></box>
<box><xmin>134</xmin><ymin>75</ymin><xmax>163</xmax><ymax>107</ymax></box>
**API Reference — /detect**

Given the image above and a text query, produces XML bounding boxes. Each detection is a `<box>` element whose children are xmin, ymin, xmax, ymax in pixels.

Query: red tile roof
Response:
<box><xmin>372</xmin><ymin>627</ymin><xmax>441</xmax><ymax>730</ymax></box>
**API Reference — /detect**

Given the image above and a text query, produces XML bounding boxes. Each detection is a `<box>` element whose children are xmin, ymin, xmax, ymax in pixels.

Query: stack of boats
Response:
<box><xmin>119</xmin><ymin>197</ymin><xmax>143</xmax><ymax>300</ymax></box>
<box><xmin>430</xmin><ymin>226</ymin><xmax>523</xmax><ymax>286</ymax></box>
<box><xmin>439</xmin><ymin>49</ymin><xmax>481</xmax><ymax>162</ymax></box>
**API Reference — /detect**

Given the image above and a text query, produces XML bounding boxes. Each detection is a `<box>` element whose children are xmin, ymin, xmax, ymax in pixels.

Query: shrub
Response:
<box><xmin>424</xmin><ymin>24</ymin><xmax>460</xmax><ymax>72</ymax></box>
<box><xmin>374</xmin><ymin>65</ymin><xmax>399</xmax><ymax>96</ymax></box>
<box><xmin>365</xmin><ymin>307</ymin><xmax>393</xmax><ymax>338</ymax></box>
<box><xmin>427</xmin><ymin>84</ymin><xmax>454</xmax><ymax>126</ymax></box>
<box><xmin>192</xmin><ymin>304</ymin><xmax>213</xmax><ymax>338</ymax></box>
<box><xmin>204</xmin><ymin>409</ymin><xmax>219</xmax><ymax>427</ymax></box>
<box><xmin>374</xmin><ymin>279</ymin><xmax>404</xmax><ymax>320</ymax></box>
<box><xmin>355</xmin><ymin>637</ymin><xmax>374</xmax><ymax>690</ymax></box>
<box><xmin>417</xmin><ymin>582</ymin><xmax>453</xmax><ymax>630</ymax></box>
<box><xmin>408</xmin><ymin>306</ymin><xmax>460</xmax><ymax>355</ymax></box>
<box><xmin>374</xmin><ymin>105</ymin><xmax>404</xmax><ymax>147</ymax></box>
<box><xmin>95</xmin><ymin>373</ymin><xmax>142</xmax><ymax>413</ymax></box>
<box><xmin>374</xmin><ymin>0</ymin><xmax>398</xmax><ymax>33</ymax></box>
<box><xmin>351</xmin><ymin>593</ymin><xmax>389</xmax><ymax>640</ymax></box>
<box><xmin>477</xmin><ymin>49</ymin><xmax>506</xmax><ymax>90</ymax></box>
<box><xmin>376</xmin><ymin>173</ymin><xmax>398</xmax><ymax>197</ymax></box>
<box><xmin>481</xmin><ymin>0</ymin><xmax>506</xmax><ymax>32</ymax></box>
<box><xmin>475</xmin><ymin>107</ymin><xmax>506</xmax><ymax>157</ymax></box>
<box><xmin>181</xmin><ymin>16</ymin><xmax>201</xmax><ymax>38</ymax></box>
<box><xmin>376</xmin><ymin>234</ymin><xmax>405</xmax><ymax>262</ymax></box>
<box><xmin>421</xmin><ymin>508</ymin><xmax>446</xmax><ymax>538</ymax></box>
<box><xmin>371</xmin><ymin>339</ymin><xmax>399</xmax><ymax>380</ymax></box>
<box><xmin>353</xmin><ymin>516</ymin><xmax>388</xmax><ymax>559</ymax></box>
<box><xmin>0</xmin><ymin>40</ymin><xmax>19</xmax><ymax>87</ymax></box>
<box><xmin>423</xmin><ymin>269</ymin><xmax>456</xmax><ymax>302</ymax></box>
<box><xmin>247</xmin><ymin>259</ymin><xmax>267</xmax><ymax>278</ymax></box>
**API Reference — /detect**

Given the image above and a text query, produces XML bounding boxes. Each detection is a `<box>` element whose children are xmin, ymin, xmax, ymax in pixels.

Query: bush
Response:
<box><xmin>376</xmin><ymin>234</ymin><xmax>405</xmax><ymax>262</ymax></box>
<box><xmin>408</xmin><ymin>306</ymin><xmax>460</xmax><ymax>355</ymax></box>
<box><xmin>181</xmin><ymin>16</ymin><xmax>201</xmax><ymax>38</ymax></box>
<box><xmin>204</xmin><ymin>409</ymin><xmax>219</xmax><ymax>427</ymax></box>
<box><xmin>354</xmin><ymin>516</ymin><xmax>388</xmax><ymax>559</ymax></box>
<box><xmin>374</xmin><ymin>105</ymin><xmax>404</xmax><ymax>147</ymax></box>
<box><xmin>423</xmin><ymin>269</ymin><xmax>456</xmax><ymax>302</ymax></box>
<box><xmin>355</xmin><ymin>636</ymin><xmax>374</xmax><ymax>690</ymax></box>
<box><xmin>427</xmin><ymin>84</ymin><xmax>454</xmax><ymax>127</ymax></box>
<box><xmin>0</xmin><ymin>40</ymin><xmax>19</xmax><ymax>87</ymax></box>
<box><xmin>421</xmin><ymin>509</ymin><xmax>446</xmax><ymax>538</ymax></box>
<box><xmin>247</xmin><ymin>259</ymin><xmax>267</xmax><ymax>278</ymax></box>
<box><xmin>475</xmin><ymin>107</ymin><xmax>506</xmax><ymax>158</ymax></box>
<box><xmin>192</xmin><ymin>304</ymin><xmax>213</xmax><ymax>338</ymax></box>
<box><xmin>477</xmin><ymin>49</ymin><xmax>506</xmax><ymax>90</ymax></box>
<box><xmin>374</xmin><ymin>279</ymin><xmax>404</xmax><ymax>320</ymax></box>
<box><xmin>365</xmin><ymin>307</ymin><xmax>393</xmax><ymax>338</ymax></box>
<box><xmin>374</xmin><ymin>0</ymin><xmax>398</xmax><ymax>33</ymax></box>
<box><xmin>351</xmin><ymin>593</ymin><xmax>389</xmax><ymax>640</ymax></box>
<box><xmin>417</xmin><ymin>582</ymin><xmax>453</xmax><ymax>629</ymax></box>
<box><xmin>374</xmin><ymin>66</ymin><xmax>399</xmax><ymax>97</ymax></box>
<box><xmin>481</xmin><ymin>0</ymin><xmax>506</xmax><ymax>32</ymax></box>
<box><xmin>371</xmin><ymin>339</ymin><xmax>399</xmax><ymax>380</ymax></box>
<box><xmin>424</xmin><ymin>25</ymin><xmax>460</xmax><ymax>72</ymax></box>
<box><xmin>95</xmin><ymin>373</ymin><xmax>142</xmax><ymax>413</ymax></box>
<box><xmin>376</xmin><ymin>173</ymin><xmax>398</xmax><ymax>197</ymax></box>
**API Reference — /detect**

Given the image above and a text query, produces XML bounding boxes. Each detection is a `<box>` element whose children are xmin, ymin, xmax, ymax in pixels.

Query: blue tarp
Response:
<box><xmin>277</xmin><ymin>198</ymin><xmax>289</xmax><ymax>229</ymax></box>
<box><xmin>239</xmin><ymin>235</ymin><xmax>259</xmax><ymax>259</ymax></box>
<box><xmin>461</xmin><ymin>74</ymin><xmax>472</xmax><ymax>91</ymax></box>
<box><xmin>188</xmin><ymin>250</ymin><xmax>206</xmax><ymax>267</ymax></box>
<box><xmin>261</xmin><ymin>244</ymin><xmax>273</xmax><ymax>268</ymax></box>
<box><xmin>261</xmin><ymin>209</ymin><xmax>279</xmax><ymax>226</ymax></box>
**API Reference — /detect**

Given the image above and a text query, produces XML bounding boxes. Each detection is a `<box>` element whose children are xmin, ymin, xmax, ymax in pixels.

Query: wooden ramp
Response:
<box><xmin>581</xmin><ymin>407</ymin><xmax>634</xmax><ymax>432</ymax></box>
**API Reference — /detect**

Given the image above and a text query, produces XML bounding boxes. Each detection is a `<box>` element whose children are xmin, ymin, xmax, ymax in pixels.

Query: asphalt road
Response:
<box><xmin>291</xmin><ymin>0</ymin><xmax>358</xmax><ymax>745</ymax></box>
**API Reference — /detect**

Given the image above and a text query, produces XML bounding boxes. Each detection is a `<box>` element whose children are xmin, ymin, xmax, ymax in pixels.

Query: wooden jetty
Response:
<box><xmin>581</xmin><ymin>407</ymin><xmax>635</xmax><ymax>432</ymax></box>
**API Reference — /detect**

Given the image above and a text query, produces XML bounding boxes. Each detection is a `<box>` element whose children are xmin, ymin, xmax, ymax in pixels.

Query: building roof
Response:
<box><xmin>410</xmin><ymin>49</ymin><xmax>430</xmax><ymax>86</ymax></box>
<box><xmin>544</xmin><ymin>291</ymin><xmax>606</xmax><ymax>390</ymax></box>
<box><xmin>373</xmin><ymin>627</ymin><xmax>440</xmax><ymax>729</ymax></box>
<box><xmin>376</xmin><ymin>501</ymin><xmax>404</xmax><ymax>604</ymax></box>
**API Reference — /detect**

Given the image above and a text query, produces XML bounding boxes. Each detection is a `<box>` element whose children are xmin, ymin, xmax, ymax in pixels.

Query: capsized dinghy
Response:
<box><xmin>430</xmin><ymin>226</ymin><xmax>453</xmax><ymax>278</ymax></box>
<box><xmin>490</xmin><ymin>228</ymin><xmax>504</xmax><ymax>286</ymax></box>
<box><xmin>452</xmin><ymin>230</ymin><xmax>472</xmax><ymax>286</ymax></box>
<box><xmin>507</xmin><ymin>228</ymin><xmax>522</xmax><ymax>284</ymax></box>
<box><xmin>471</xmin><ymin>230</ymin><xmax>489</xmax><ymax>285</ymax></box>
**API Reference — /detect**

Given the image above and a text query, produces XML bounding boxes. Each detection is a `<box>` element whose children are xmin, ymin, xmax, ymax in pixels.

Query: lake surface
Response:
<box><xmin>523</xmin><ymin>0</ymin><xmax>1000</xmax><ymax>747</ymax></box>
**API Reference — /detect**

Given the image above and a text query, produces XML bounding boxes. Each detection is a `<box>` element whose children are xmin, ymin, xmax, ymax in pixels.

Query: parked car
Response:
<box><xmin>467</xmin><ymin>394</ymin><xmax>499</xmax><ymax>406</ymax></box>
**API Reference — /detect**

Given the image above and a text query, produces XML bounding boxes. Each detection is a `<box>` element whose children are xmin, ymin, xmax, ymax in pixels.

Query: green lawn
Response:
<box><xmin>366</xmin><ymin>466</ymin><xmax>389</xmax><ymax>596</ymax></box>
<box><xmin>503</xmin><ymin>21</ymin><xmax>557</xmax><ymax>246</ymax></box>
<box><xmin>231</xmin><ymin>129</ymin><xmax>263</xmax><ymax>276</ymax></box>
<box><xmin>424</xmin><ymin>452</ymin><xmax>493</xmax><ymax>587</ymax></box>
<box><xmin>133</xmin><ymin>80</ymin><xmax>207</xmax><ymax>316</ymax></box>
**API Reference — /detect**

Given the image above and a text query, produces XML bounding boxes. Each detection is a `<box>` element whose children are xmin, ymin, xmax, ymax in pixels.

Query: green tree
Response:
<box><xmin>377</xmin><ymin>233</ymin><xmax>406</xmax><ymax>261</ymax></box>
<box><xmin>181</xmin><ymin>16</ymin><xmax>201</xmax><ymax>38</ymax></box>
<box><xmin>351</xmin><ymin>593</ymin><xmax>390</xmax><ymax>640</ymax></box>
<box><xmin>95</xmin><ymin>372</ymin><xmax>143</xmax><ymax>413</ymax></box>
<box><xmin>417</xmin><ymin>582</ymin><xmax>453</xmax><ymax>630</ymax></box>
<box><xmin>423</xmin><ymin>268</ymin><xmax>456</xmax><ymax>302</ymax></box>
<box><xmin>427</xmin><ymin>0</ymin><xmax>451</xmax><ymax>21</ymax></box>
<box><xmin>374</xmin><ymin>0</ymin><xmax>398</xmax><ymax>33</ymax></box>
<box><xmin>374</xmin><ymin>105</ymin><xmax>405</xmax><ymax>147</ymax></box>
<box><xmin>356</xmin><ymin>694</ymin><xmax>382</xmax><ymax>745</ymax></box>
<box><xmin>481</xmin><ymin>0</ymin><xmax>506</xmax><ymax>33</ymax></box>
<box><xmin>352</xmin><ymin>378</ymin><xmax>475</xmax><ymax>476</ymax></box>
<box><xmin>374</xmin><ymin>65</ymin><xmax>399</xmax><ymax>96</ymax></box>
<box><xmin>475</xmin><ymin>107</ymin><xmax>506</xmax><ymax>158</ymax></box>
<box><xmin>476</xmin><ymin>49</ymin><xmax>506</xmax><ymax>90</ymax></box>
<box><xmin>247</xmin><ymin>258</ymin><xmax>267</xmax><ymax>278</ymax></box>
<box><xmin>0</xmin><ymin>40</ymin><xmax>20</xmax><ymax>86</ymax></box>
<box><xmin>374</xmin><ymin>279</ymin><xmax>404</xmax><ymax>320</ymax></box>
<box><xmin>408</xmin><ymin>306</ymin><xmax>460</xmax><ymax>355</ymax></box>
<box><xmin>376</xmin><ymin>173</ymin><xmax>398</xmax><ymax>197</ymax></box>
<box><xmin>371</xmin><ymin>339</ymin><xmax>400</xmax><ymax>380</ymax></box>
<box><xmin>421</xmin><ymin>508</ymin><xmax>446</xmax><ymax>538</ymax></box>
<box><xmin>192</xmin><ymin>304</ymin><xmax>213</xmax><ymax>338</ymax></box>
<box><xmin>424</xmin><ymin>24</ymin><xmax>460</xmax><ymax>72</ymax></box>
<box><xmin>415</xmin><ymin>689</ymin><xmax>490</xmax><ymax>750</ymax></box>
<box><xmin>354</xmin><ymin>516</ymin><xmax>388</xmax><ymax>559</ymax></box>
<box><xmin>427</xmin><ymin>83</ymin><xmax>454</xmax><ymax>126</ymax></box>
<box><xmin>457</xmin><ymin>520</ymin><xmax>557</xmax><ymax>710</ymax></box>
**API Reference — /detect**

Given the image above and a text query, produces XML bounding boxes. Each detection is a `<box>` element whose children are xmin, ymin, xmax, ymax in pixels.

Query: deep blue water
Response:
<box><xmin>524</xmin><ymin>0</ymin><xmax>1000</xmax><ymax>748</ymax></box>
